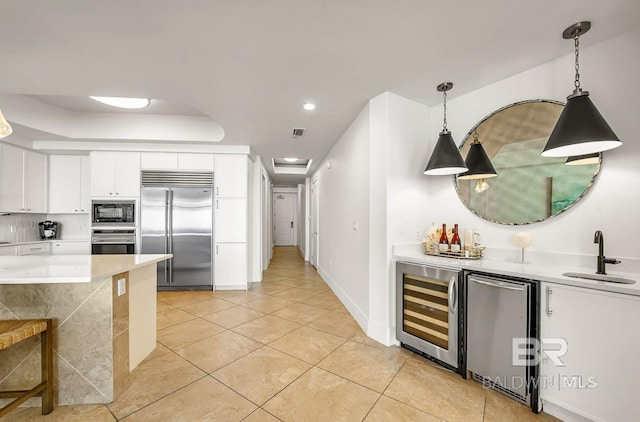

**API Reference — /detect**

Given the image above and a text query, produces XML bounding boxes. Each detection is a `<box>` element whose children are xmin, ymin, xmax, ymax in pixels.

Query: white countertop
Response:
<box><xmin>393</xmin><ymin>244</ymin><xmax>640</xmax><ymax>297</ymax></box>
<box><xmin>0</xmin><ymin>239</ymin><xmax>89</xmax><ymax>246</ymax></box>
<box><xmin>0</xmin><ymin>254</ymin><xmax>171</xmax><ymax>284</ymax></box>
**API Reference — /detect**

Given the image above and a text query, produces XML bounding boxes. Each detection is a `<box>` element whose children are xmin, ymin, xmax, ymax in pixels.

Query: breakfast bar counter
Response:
<box><xmin>0</xmin><ymin>254</ymin><xmax>171</xmax><ymax>406</ymax></box>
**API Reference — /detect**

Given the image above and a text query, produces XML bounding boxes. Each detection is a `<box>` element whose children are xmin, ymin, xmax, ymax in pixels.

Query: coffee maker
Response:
<box><xmin>38</xmin><ymin>221</ymin><xmax>58</xmax><ymax>239</ymax></box>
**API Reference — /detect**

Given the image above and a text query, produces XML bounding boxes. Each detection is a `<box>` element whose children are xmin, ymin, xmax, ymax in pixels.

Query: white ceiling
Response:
<box><xmin>1</xmin><ymin>1</ymin><xmax>639</xmax><ymax>185</ymax></box>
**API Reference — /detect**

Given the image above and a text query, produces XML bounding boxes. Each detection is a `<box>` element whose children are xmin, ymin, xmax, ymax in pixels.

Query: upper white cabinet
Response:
<box><xmin>214</xmin><ymin>155</ymin><xmax>247</xmax><ymax>198</ymax></box>
<box><xmin>90</xmin><ymin>151</ymin><xmax>140</xmax><ymax>197</ymax></box>
<box><xmin>0</xmin><ymin>143</ymin><xmax>47</xmax><ymax>213</ymax></box>
<box><xmin>540</xmin><ymin>283</ymin><xmax>640</xmax><ymax>421</ymax></box>
<box><xmin>49</xmin><ymin>155</ymin><xmax>90</xmax><ymax>213</ymax></box>
<box><xmin>141</xmin><ymin>153</ymin><xmax>215</xmax><ymax>171</ymax></box>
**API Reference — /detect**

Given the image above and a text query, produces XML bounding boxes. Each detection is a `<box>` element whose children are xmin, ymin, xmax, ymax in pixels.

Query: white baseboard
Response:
<box><xmin>316</xmin><ymin>265</ymin><xmax>368</xmax><ymax>332</ymax></box>
<box><xmin>316</xmin><ymin>265</ymin><xmax>395</xmax><ymax>346</ymax></box>
<box><xmin>541</xmin><ymin>399</ymin><xmax>596</xmax><ymax>422</ymax></box>
<box><xmin>214</xmin><ymin>284</ymin><xmax>248</xmax><ymax>291</ymax></box>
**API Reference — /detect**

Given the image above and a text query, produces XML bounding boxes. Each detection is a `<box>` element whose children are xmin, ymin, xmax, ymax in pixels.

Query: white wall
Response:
<box><xmin>313</xmin><ymin>105</ymin><xmax>371</xmax><ymax>326</ymax></box>
<box><xmin>422</xmin><ymin>28</ymin><xmax>640</xmax><ymax>266</ymax></box>
<box><xmin>311</xmin><ymin>27</ymin><xmax>640</xmax><ymax>346</ymax></box>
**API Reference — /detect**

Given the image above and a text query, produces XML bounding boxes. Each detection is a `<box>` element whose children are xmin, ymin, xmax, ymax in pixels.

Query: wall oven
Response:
<box><xmin>91</xmin><ymin>228</ymin><xmax>136</xmax><ymax>255</ymax></box>
<box><xmin>92</xmin><ymin>201</ymin><xmax>135</xmax><ymax>226</ymax></box>
<box><xmin>396</xmin><ymin>261</ymin><xmax>463</xmax><ymax>375</ymax></box>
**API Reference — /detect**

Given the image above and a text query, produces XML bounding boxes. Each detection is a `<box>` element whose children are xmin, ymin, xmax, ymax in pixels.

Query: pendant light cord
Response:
<box><xmin>442</xmin><ymin>89</ymin><xmax>448</xmax><ymax>131</ymax></box>
<box><xmin>574</xmin><ymin>34</ymin><xmax>581</xmax><ymax>90</ymax></box>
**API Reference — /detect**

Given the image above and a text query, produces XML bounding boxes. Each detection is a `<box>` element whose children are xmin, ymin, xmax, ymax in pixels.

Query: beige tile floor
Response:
<box><xmin>4</xmin><ymin>247</ymin><xmax>561</xmax><ymax>421</ymax></box>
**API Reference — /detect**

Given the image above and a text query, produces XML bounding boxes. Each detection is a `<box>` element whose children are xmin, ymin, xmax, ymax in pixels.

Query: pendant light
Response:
<box><xmin>565</xmin><ymin>152</ymin><xmax>600</xmax><ymax>166</ymax></box>
<box><xmin>541</xmin><ymin>21</ymin><xmax>621</xmax><ymax>157</ymax></box>
<box><xmin>424</xmin><ymin>82</ymin><xmax>468</xmax><ymax>175</ymax></box>
<box><xmin>0</xmin><ymin>109</ymin><xmax>13</xmax><ymax>138</ymax></box>
<box><xmin>458</xmin><ymin>131</ymin><xmax>497</xmax><ymax>180</ymax></box>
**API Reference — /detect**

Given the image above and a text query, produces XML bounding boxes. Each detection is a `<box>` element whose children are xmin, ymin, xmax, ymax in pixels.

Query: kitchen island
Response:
<box><xmin>0</xmin><ymin>254</ymin><xmax>171</xmax><ymax>406</ymax></box>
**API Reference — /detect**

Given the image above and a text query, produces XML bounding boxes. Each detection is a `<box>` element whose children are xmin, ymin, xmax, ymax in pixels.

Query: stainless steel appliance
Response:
<box><xmin>91</xmin><ymin>228</ymin><xmax>136</xmax><ymax>254</ymax></box>
<box><xmin>466</xmin><ymin>273</ymin><xmax>537</xmax><ymax>408</ymax></box>
<box><xmin>140</xmin><ymin>171</ymin><xmax>213</xmax><ymax>290</ymax></box>
<box><xmin>38</xmin><ymin>221</ymin><xmax>58</xmax><ymax>239</ymax></box>
<box><xmin>396</xmin><ymin>261</ymin><xmax>462</xmax><ymax>373</ymax></box>
<box><xmin>92</xmin><ymin>201</ymin><xmax>135</xmax><ymax>225</ymax></box>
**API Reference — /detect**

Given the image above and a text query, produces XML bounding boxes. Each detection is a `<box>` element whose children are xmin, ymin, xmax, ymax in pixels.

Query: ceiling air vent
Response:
<box><xmin>291</xmin><ymin>127</ymin><xmax>305</xmax><ymax>138</ymax></box>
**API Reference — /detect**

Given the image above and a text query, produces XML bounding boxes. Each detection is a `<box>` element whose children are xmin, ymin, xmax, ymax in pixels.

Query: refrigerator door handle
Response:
<box><xmin>164</xmin><ymin>189</ymin><xmax>169</xmax><ymax>284</ymax></box>
<box><xmin>168</xmin><ymin>189</ymin><xmax>174</xmax><ymax>283</ymax></box>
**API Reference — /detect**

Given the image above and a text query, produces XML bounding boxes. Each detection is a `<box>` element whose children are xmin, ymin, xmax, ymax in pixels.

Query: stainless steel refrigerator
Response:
<box><xmin>141</xmin><ymin>174</ymin><xmax>213</xmax><ymax>290</ymax></box>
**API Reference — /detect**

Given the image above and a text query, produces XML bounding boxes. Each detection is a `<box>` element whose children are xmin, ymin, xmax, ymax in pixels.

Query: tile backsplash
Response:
<box><xmin>0</xmin><ymin>213</ymin><xmax>90</xmax><ymax>243</ymax></box>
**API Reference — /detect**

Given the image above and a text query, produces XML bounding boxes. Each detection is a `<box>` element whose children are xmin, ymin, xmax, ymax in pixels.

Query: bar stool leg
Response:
<box><xmin>40</xmin><ymin>319</ymin><xmax>53</xmax><ymax>415</ymax></box>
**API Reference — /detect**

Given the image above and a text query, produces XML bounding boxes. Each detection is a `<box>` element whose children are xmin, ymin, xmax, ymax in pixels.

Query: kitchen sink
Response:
<box><xmin>563</xmin><ymin>272</ymin><xmax>636</xmax><ymax>285</ymax></box>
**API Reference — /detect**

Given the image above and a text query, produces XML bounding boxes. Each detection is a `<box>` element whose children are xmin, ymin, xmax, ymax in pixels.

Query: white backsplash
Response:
<box><xmin>0</xmin><ymin>214</ymin><xmax>46</xmax><ymax>243</ymax></box>
<box><xmin>0</xmin><ymin>213</ymin><xmax>90</xmax><ymax>243</ymax></box>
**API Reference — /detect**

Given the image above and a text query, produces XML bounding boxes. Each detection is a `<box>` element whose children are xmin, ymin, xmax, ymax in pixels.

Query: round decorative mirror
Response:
<box><xmin>455</xmin><ymin>100</ymin><xmax>601</xmax><ymax>225</ymax></box>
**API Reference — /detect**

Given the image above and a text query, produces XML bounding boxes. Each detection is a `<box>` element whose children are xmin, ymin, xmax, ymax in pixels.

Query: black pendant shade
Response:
<box><xmin>458</xmin><ymin>142</ymin><xmax>497</xmax><ymax>180</ymax></box>
<box><xmin>424</xmin><ymin>131</ymin><xmax>468</xmax><ymax>175</ymax></box>
<box><xmin>541</xmin><ymin>91</ymin><xmax>621</xmax><ymax>157</ymax></box>
<box><xmin>565</xmin><ymin>152</ymin><xmax>600</xmax><ymax>166</ymax></box>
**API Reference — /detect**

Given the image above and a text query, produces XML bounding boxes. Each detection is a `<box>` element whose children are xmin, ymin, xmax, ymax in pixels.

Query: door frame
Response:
<box><xmin>272</xmin><ymin>192</ymin><xmax>297</xmax><ymax>246</ymax></box>
<box><xmin>310</xmin><ymin>177</ymin><xmax>319</xmax><ymax>268</ymax></box>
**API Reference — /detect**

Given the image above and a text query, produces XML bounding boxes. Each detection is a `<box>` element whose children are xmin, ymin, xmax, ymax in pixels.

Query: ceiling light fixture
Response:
<box><xmin>90</xmin><ymin>96</ymin><xmax>151</xmax><ymax>109</ymax></box>
<box><xmin>458</xmin><ymin>131</ymin><xmax>498</xmax><ymax>180</ymax></box>
<box><xmin>284</xmin><ymin>157</ymin><xmax>298</xmax><ymax>162</ymax></box>
<box><xmin>541</xmin><ymin>21</ymin><xmax>621</xmax><ymax>157</ymax></box>
<box><xmin>303</xmin><ymin>102</ymin><xmax>316</xmax><ymax>111</ymax></box>
<box><xmin>565</xmin><ymin>153</ymin><xmax>601</xmax><ymax>166</ymax></box>
<box><xmin>0</xmin><ymin>109</ymin><xmax>13</xmax><ymax>138</ymax></box>
<box><xmin>424</xmin><ymin>82</ymin><xmax>468</xmax><ymax>175</ymax></box>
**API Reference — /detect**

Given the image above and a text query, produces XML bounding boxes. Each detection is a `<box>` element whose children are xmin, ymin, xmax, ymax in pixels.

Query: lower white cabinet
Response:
<box><xmin>0</xmin><ymin>245</ymin><xmax>17</xmax><ymax>256</ymax></box>
<box><xmin>51</xmin><ymin>241</ymin><xmax>90</xmax><ymax>255</ymax></box>
<box><xmin>214</xmin><ymin>243</ymin><xmax>247</xmax><ymax>289</ymax></box>
<box><xmin>540</xmin><ymin>282</ymin><xmax>640</xmax><ymax>421</ymax></box>
<box><xmin>18</xmin><ymin>242</ymin><xmax>50</xmax><ymax>256</ymax></box>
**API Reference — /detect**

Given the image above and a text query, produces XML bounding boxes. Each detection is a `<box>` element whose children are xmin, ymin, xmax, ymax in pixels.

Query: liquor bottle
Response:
<box><xmin>450</xmin><ymin>224</ymin><xmax>461</xmax><ymax>253</ymax></box>
<box><xmin>438</xmin><ymin>224</ymin><xmax>449</xmax><ymax>252</ymax></box>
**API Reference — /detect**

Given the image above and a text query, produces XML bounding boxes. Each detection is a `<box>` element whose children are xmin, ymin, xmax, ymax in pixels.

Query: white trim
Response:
<box><xmin>316</xmin><ymin>265</ymin><xmax>368</xmax><ymax>332</ymax></box>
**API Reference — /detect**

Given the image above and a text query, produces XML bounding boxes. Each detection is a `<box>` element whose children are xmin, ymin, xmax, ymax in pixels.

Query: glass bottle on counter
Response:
<box><xmin>450</xmin><ymin>224</ymin><xmax>461</xmax><ymax>253</ymax></box>
<box><xmin>438</xmin><ymin>224</ymin><xmax>449</xmax><ymax>252</ymax></box>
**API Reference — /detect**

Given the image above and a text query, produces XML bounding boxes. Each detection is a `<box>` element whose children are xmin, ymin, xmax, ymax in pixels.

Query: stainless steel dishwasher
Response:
<box><xmin>466</xmin><ymin>273</ymin><xmax>536</xmax><ymax>407</ymax></box>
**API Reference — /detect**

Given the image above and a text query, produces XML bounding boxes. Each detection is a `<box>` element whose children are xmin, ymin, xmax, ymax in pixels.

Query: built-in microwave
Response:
<box><xmin>92</xmin><ymin>201</ymin><xmax>135</xmax><ymax>225</ymax></box>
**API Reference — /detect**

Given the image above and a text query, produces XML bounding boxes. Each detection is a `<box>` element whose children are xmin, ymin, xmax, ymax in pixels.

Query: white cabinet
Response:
<box><xmin>0</xmin><ymin>144</ymin><xmax>47</xmax><ymax>213</ymax></box>
<box><xmin>49</xmin><ymin>155</ymin><xmax>90</xmax><ymax>213</ymax></box>
<box><xmin>215</xmin><ymin>198</ymin><xmax>247</xmax><ymax>242</ymax></box>
<box><xmin>140</xmin><ymin>153</ymin><xmax>178</xmax><ymax>169</ymax></box>
<box><xmin>18</xmin><ymin>242</ymin><xmax>50</xmax><ymax>256</ymax></box>
<box><xmin>214</xmin><ymin>243</ymin><xmax>247</xmax><ymax>289</ymax></box>
<box><xmin>213</xmin><ymin>154</ymin><xmax>248</xmax><ymax>290</ymax></box>
<box><xmin>214</xmin><ymin>155</ymin><xmax>247</xmax><ymax>197</ymax></box>
<box><xmin>540</xmin><ymin>283</ymin><xmax>640</xmax><ymax>421</ymax></box>
<box><xmin>0</xmin><ymin>245</ymin><xmax>17</xmax><ymax>256</ymax></box>
<box><xmin>51</xmin><ymin>240</ymin><xmax>90</xmax><ymax>255</ymax></box>
<box><xmin>90</xmin><ymin>152</ymin><xmax>140</xmax><ymax>197</ymax></box>
<box><xmin>140</xmin><ymin>153</ymin><xmax>215</xmax><ymax>171</ymax></box>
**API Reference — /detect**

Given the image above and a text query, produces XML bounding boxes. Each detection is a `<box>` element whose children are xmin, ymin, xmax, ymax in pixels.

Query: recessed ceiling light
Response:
<box><xmin>90</xmin><ymin>96</ymin><xmax>151</xmax><ymax>109</ymax></box>
<box><xmin>303</xmin><ymin>102</ymin><xmax>316</xmax><ymax>111</ymax></box>
<box><xmin>284</xmin><ymin>157</ymin><xmax>298</xmax><ymax>162</ymax></box>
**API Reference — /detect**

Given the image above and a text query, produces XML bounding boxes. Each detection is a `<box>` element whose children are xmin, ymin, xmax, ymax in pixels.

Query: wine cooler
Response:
<box><xmin>396</xmin><ymin>262</ymin><xmax>463</xmax><ymax>373</ymax></box>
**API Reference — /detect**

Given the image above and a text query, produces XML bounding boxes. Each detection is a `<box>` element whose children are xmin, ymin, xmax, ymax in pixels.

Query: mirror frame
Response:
<box><xmin>453</xmin><ymin>99</ymin><xmax>602</xmax><ymax>225</ymax></box>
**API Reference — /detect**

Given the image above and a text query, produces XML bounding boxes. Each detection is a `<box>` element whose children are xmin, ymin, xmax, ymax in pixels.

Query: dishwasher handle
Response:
<box><xmin>469</xmin><ymin>276</ymin><xmax>526</xmax><ymax>291</ymax></box>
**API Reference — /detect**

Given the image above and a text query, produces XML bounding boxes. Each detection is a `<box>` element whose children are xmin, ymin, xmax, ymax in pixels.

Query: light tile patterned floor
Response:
<box><xmin>4</xmin><ymin>246</ymin><xmax>561</xmax><ymax>421</ymax></box>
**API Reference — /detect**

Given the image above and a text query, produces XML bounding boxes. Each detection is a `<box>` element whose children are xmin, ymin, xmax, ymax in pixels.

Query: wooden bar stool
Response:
<box><xmin>0</xmin><ymin>319</ymin><xmax>53</xmax><ymax>417</ymax></box>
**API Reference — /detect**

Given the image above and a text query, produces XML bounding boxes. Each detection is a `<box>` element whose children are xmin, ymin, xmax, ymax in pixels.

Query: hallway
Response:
<box><xmin>6</xmin><ymin>247</ymin><xmax>558</xmax><ymax>421</ymax></box>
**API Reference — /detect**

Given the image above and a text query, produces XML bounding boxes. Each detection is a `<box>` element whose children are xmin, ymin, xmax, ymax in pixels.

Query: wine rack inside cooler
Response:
<box><xmin>402</xmin><ymin>273</ymin><xmax>449</xmax><ymax>350</ymax></box>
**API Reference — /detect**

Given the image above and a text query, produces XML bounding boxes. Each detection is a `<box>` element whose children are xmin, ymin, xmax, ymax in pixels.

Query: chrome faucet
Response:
<box><xmin>594</xmin><ymin>230</ymin><xmax>621</xmax><ymax>275</ymax></box>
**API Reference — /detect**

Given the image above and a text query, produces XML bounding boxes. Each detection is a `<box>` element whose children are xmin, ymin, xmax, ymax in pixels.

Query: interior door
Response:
<box><xmin>141</xmin><ymin>188</ymin><xmax>169</xmax><ymax>287</ymax></box>
<box><xmin>170</xmin><ymin>187</ymin><xmax>213</xmax><ymax>287</ymax></box>
<box><xmin>310</xmin><ymin>178</ymin><xmax>319</xmax><ymax>267</ymax></box>
<box><xmin>273</xmin><ymin>193</ymin><xmax>295</xmax><ymax>245</ymax></box>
